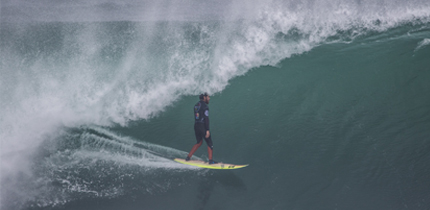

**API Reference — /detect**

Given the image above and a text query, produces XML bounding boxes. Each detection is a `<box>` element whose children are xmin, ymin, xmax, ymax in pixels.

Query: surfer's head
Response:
<box><xmin>199</xmin><ymin>92</ymin><xmax>210</xmax><ymax>104</ymax></box>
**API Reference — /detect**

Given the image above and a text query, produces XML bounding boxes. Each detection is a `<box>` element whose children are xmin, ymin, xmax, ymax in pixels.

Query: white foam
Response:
<box><xmin>1</xmin><ymin>126</ymin><xmax>199</xmax><ymax>208</ymax></box>
<box><xmin>414</xmin><ymin>38</ymin><xmax>430</xmax><ymax>51</ymax></box>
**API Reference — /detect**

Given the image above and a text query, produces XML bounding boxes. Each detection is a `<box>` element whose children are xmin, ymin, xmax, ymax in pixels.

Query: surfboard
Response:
<box><xmin>174</xmin><ymin>158</ymin><xmax>249</xmax><ymax>169</ymax></box>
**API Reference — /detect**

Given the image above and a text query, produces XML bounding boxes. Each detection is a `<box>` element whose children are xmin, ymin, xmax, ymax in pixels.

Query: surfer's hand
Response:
<box><xmin>206</xmin><ymin>130</ymin><xmax>210</xmax><ymax>138</ymax></box>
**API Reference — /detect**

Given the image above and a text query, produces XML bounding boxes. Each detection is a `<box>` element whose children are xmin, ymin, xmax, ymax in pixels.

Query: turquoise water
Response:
<box><xmin>1</xmin><ymin>1</ymin><xmax>430</xmax><ymax>209</ymax></box>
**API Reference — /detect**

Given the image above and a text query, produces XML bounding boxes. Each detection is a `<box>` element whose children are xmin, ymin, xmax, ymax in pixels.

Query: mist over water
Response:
<box><xmin>1</xmin><ymin>0</ymin><xmax>430</xmax><ymax>209</ymax></box>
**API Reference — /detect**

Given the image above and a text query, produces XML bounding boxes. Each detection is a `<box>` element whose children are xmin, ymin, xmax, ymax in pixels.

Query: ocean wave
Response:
<box><xmin>1</xmin><ymin>1</ymin><xmax>430</xmax><ymax>208</ymax></box>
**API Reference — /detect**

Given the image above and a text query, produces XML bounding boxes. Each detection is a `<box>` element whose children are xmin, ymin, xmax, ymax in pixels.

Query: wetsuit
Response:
<box><xmin>194</xmin><ymin>100</ymin><xmax>213</xmax><ymax>148</ymax></box>
<box><xmin>186</xmin><ymin>97</ymin><xmax>216</xmax><ymax>163</ymax></box>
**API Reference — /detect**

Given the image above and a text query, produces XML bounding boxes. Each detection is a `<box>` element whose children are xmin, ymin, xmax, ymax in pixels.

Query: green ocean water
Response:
<box><xmin>1</xmin><ymin>1</ymin><xmax>430</xmax><ymax>209</ymax></box>
<box><xmin>112</xmin><ymin>28</ymin><xmax>430</xmax><ymax>210</ymax></box>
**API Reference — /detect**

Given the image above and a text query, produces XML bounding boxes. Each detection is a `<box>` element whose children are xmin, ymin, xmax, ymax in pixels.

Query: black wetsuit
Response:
<box><xmin>194</xmin><ymin>100</ymin><xmax>213</xmax><ymax>148</ymax></box>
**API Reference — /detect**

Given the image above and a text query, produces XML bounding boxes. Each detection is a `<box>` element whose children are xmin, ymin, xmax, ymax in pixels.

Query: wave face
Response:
<box><xmin>1</xmin><ymin>0</ymin><xmax>430</xmax><ymax>209</ymax></box>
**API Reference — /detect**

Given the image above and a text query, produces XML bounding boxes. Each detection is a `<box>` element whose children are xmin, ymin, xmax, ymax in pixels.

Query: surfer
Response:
<box><xmin>185</xmin><ymin>93</ymin><xmax>218</xmax><ymax>164</ymax></box>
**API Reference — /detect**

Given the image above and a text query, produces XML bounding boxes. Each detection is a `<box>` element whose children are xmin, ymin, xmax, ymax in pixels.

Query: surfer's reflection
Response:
<box><xmin>195</xmin><ymin>171</ymin><xmax>247</xmax><ymax>210</ymax></box>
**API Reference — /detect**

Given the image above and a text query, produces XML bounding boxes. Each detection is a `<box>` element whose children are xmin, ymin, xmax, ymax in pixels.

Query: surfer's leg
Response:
<box><xmin>188</xmin><ymin>124</ymin><xmax>205</xmax><ymax>160</ymax></box>
<box><xmin>207</xmin><ymin>146</ymin><xmax>213</xmax><ymax>160</ymax></box>
<box><xmin>204</xmin><ymin>137</ymin><xmax>216</xmax><ymax>164</ymax></box>
<box><xmin>187</xmin><ymin>140</ymin><xmax>203</xmax><ymax>160</ymax></box>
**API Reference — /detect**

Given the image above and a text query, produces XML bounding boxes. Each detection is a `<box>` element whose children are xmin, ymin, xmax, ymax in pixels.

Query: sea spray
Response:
<box><xmin>415</xmin><ymin>38</ymin><xmax>430</xmax><ymax>51</ymax></box>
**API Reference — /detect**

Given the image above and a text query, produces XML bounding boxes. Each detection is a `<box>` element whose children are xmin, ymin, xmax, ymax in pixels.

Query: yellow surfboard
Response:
<box><xmin>174</xmin><ymin>158</ymin><xmax>249</xmax><ymax>169</ymax></box>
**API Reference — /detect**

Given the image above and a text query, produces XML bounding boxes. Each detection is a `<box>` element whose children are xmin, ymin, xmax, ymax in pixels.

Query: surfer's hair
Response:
<box><xmin>199</xmin><ymin>92</ymin><xmax>209</xmax><ymax>99</ymax></box>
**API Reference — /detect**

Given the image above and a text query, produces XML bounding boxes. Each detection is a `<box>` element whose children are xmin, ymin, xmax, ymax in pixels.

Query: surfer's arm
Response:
<box><xmin>204</xmin><ymin>109</ymin><xmax>210</xmax><ymax>131</ymax></box>
<box><xmin>204</xmin><ymin>117</ymin><xmax>210</xmax><ymax>138</ymax></box>
<box><xmin>204</xmin><ymin>109</ymin><xmax>210</xmax><ymax>137</ymax></box>
<box><xmin>204</xmin><ymin>117</ymin><xmax>210</xmax><ymax>131</ymax></box>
